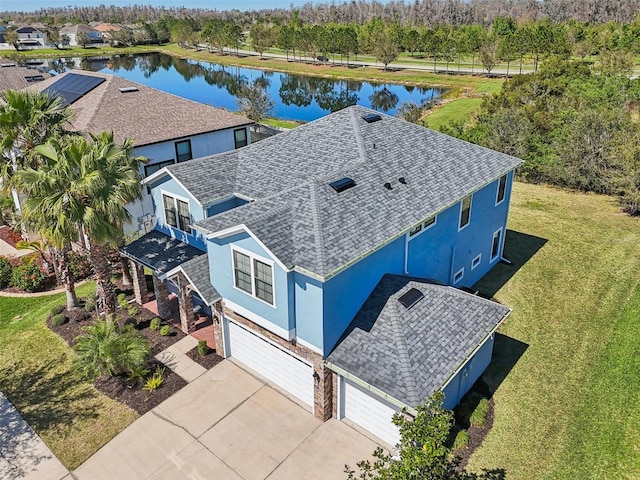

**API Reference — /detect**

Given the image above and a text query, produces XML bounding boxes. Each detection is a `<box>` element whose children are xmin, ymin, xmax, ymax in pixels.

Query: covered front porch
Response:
<box><xmin>120</xmin><ymin>230</ymin><xmax>221</xmax><ymax>342</ymax></box>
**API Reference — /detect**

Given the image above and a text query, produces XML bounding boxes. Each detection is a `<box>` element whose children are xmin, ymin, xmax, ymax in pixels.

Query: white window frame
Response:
<box><xmin>471</xmin><ymin>254</ymin><xmax>482</xmax><ymax>270</ymax></box>
<box><xmin>491</xmin><ymin>228</ymin><xmax>503</xmax><ymax>261</ymax></box>
<box><xmin>453</xmin><ymin>268</ymin><xmax>464</xmax><ymax>284</ymax></box>
<box><xmin>407</xmin><ymin>215</ymin><xmax>437</xmax><ymax>240</ymax></box>
<box><xmin>161</xmin><ymin>190</ymin><xmax>192</xmax><ymax>233</ymax></box>
<box><xmin>230</xmin><ymin>246</ymin><xmax>276</xmax><ymax>308</ymax></box>
<box><xmin>458</xmin><ymin>195</ymin><xmax>472</xmax><ymax>231</ymax></box>
<box><xmin>496</xmin><ymin>174</ymin><xmax>508</xmax><ymax>205</ymax></box>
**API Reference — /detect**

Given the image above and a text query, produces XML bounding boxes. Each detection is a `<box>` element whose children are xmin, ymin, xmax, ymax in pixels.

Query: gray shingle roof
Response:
<box><xmin>179</xmin><ymin>255</ymin><xmax>220</xmax><ymax>305</ymax></box>
<box><xmin>326</xmin><ymin>274</ymin><xmax>511</xmax><ymax>408</ymax></box>
<box><xmin>0</xmin><ymin>59</ymin><xmax>51</xmax><ymax>91</ymax></box>
<box><xmin>183</xmin><ymin>105</ymin><xmax>521</xmax><ymax>278</ymax></box>
<box><xmin>27</xmin><ymin>70</ymin><xmax>253</xmax><ymax>147</ymax></box>
<box><xmin>120</xmin><ymin>230</ymin><xmax>203</xmax><ymax>276</ymax></box>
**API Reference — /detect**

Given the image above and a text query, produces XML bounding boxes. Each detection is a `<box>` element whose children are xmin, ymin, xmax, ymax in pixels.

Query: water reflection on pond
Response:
<box><xmin>48</xmin><ymin>53</ymin><xmax>444</xmax><ymax>122</ymax></box>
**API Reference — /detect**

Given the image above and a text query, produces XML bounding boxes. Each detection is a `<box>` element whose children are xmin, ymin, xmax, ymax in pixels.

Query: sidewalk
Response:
<box><xmin>155</xmin><ymin>335</ymin><xmax>207</xmax><ymax>383</ymax></box>
<box><xmin>0</xmin><ymin>392</ymin><xmax>70</xmax><ymax>480</ymax></box>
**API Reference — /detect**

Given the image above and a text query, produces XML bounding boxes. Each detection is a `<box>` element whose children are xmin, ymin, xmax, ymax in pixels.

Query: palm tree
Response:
<box><xmin>0</xmin><ymin>89</ymin><xmax>72</xmax><ymax>184</ymax></box>
<box><xmin>19</xmin><ymin>132</ymin><xmax>144</xmax><ymax>313</ymax></box>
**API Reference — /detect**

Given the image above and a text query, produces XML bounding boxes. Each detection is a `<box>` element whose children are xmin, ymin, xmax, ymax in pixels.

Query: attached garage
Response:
<box><xmin>226</xmin><ymin>320</ymin><xmax>314</xmax><ymax>409</ymax></box>
<box><xmin>341</xmin><ymin>378</ymin><xmax>401</xmax><ymax>447</ymax></box>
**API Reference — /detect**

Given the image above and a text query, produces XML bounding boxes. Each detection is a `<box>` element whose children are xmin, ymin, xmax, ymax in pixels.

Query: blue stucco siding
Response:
<box><xmin>148</xmin><ymin>175</ymin><xmax>207</xmax><ymax>250</ymax></box>
<box><xmin>322</xmin><ymin>235</ymin><xmax>406</xmax><ymax>355</ymax></box>
<box><xmin>293</xmin><ymin>272</ymin><xmax>324</xmax><ymax>351</ymax></box>
<box><xmin>442</xmin><ymin>334</ymin><xmax>495</xmax><ymax>410</ymax></box>
<box><xmin>207</xmin><ymin>231</ymin><xmax>292</xmax><ymax>335</ymax></box>
<box><xmin>406</xmin><ymin>170</ymin><xmax>515</xmax><ymax>288</ymax></box>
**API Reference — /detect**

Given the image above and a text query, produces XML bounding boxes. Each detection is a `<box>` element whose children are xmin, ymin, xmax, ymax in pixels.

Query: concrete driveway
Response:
<box><xmin>74</xmin><ymin>361</ymin><xmax>380</xmax><ymax>480</ymax></box>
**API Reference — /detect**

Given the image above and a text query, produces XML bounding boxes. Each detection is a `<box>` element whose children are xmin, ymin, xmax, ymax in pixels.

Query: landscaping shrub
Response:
<box><xmin>11</xmin><ymin>262</ymin><xmax>47</xmax><ymax>292</ymax></box>
<box><xmin>143</xmin><ymin>367</ymin><xmax>165</xmax><ymax>392</ymax></box>
<box><xmin>453</xmin><ymin>429</ymin><xmax>470</xmax><ymax>450</ymax></box>
<box><xmin>73</xmin><ymin>318</ymin><xmax>151</xmax><ymax>380</ymax></box>
<box><xmin>150</xmin><ymin>317</ymin><xmax>161</xmax><ymax>331</ymax></box>
<box><xmin>469</xmin><ymin>398</ymin><xmax>491</xmax><ymax>427</ymax></box>
<box><xmin>52</xmin><ymin>313</ymin><xmax>68</xmax><ymax>326</ymax></box>
<box><xmin>85</xmin><ymin>301</ymin><xmax>95</xmax><ymax>312</ymax></box>
<box><xmin>197</xmin><ymin>339</ymin><xmax>209</xmax><ymax>356</ymax></box>
<box><xmin>128</xmin><ymin>364</ymin><xmax>150</xmax><ymax>383</ymax></box>
<box><xmin>51</xmin><ymin>304</ymin><xmax>65</xmax><ymax>316</ymax></box>
<box><xmin>0</xmin><ymin>256</ymin><xmax>12</xmax><ymax>288</ymax></box>
<box><xmin>68</xmin><ymin>250</ymin><xmax>93</xmax><ymax>279</ymax></box>
<box><xmin>127</xmin><ymin>305</ymin><xmax>139</xmax><ymax>316</ymax></box>
<box><xmin>159</xmin><ymin>325</ymin><xmax>171</xmax><ymax>336</ymax></box>
<box><xmin>117</xmin><ymin>293</ymin><xmax>129</xmax><ymax>309</ymax></box>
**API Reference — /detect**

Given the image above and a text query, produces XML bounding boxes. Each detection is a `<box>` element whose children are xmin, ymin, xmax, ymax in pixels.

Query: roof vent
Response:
<box><xmin>0</xmin><ymin>62</ymin><xmax>15</xmax><ymax>67</ymax></box>
<box><xmin>25</xmin><ymin>75</ymin><xmax>45</xmax><ymax>82</ymax></box>
<box><xmin>398</xmin><ymin>287</ymin><xmax>424</xmax><ymax>309</ymax></box>
<box><xmin>329</xmin><ymin>177</ymin><xmax>356</xmax><ymax>193</ymax></box>
<box><xmin>118</xmin><ymin>86</ymin><xmax>139</xmax><ymax>93</ymax></box>
<box><xmin>384</xmin><ymin>182</ymin><xmax>392</xmax><ymax>190</ymax></box>
<box><xmin>399</xmin><ymin>177</ymin><xmax>407</xmax><ymax>185</ymax></box>
<box><xmin>362</xmin><ymin>113</ymin><xmax>382</xmax><ymax>123</ymax></box>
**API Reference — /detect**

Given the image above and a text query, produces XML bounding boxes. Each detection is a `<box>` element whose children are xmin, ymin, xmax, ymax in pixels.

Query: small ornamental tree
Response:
<box><xmin>346</xmin><ymin>391</ymin><xmax>505</xmax><ymax>480</ymax></box>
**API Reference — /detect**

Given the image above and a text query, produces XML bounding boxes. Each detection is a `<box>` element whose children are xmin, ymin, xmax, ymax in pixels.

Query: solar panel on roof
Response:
<box><xmin>398</xmin><ymin>287</ymin><xmax>424</xmax><ymax>309</ymax></box>
<box><xmin>329</xmin><ymin>177</ymin><xmax>356</xmax><ymax>193</ymax></box>
<box><xmin>43</xmin><ymin>73</ymin><xmax>105</xmax><ymax>106</ymax></box>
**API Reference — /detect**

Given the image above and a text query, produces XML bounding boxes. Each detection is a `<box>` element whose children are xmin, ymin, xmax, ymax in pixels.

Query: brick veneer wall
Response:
<box><xmin>219</xmin><ymin>301</ymin><xmax>333</xmax><ymax>421</ymax></box>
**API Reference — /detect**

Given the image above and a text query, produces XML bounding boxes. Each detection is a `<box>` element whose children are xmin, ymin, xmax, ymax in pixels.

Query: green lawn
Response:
<box><xmin>0</xmin><ymin>283</ymin><xmax>138</xmax><ymax>469</ymax></box>
<box><xmin>426</xmin><ymin>98</ymin><xmax>484</xmax><ymax>131</ymax></box>
<box><xmin>468</xmin><ymin>182</ymin><xmax>640</xmax><ymax>480</ymax></box>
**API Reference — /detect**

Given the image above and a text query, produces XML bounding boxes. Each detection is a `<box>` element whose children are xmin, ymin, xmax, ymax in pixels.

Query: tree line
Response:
<box><xmin>4</xmin><ymin>0</ymin><xmax>640</xmax><ymax>27</ymax></box>
<box><xmin>439</xmin><ymin>57</ymin><xmax>640</xmax><ymax>215</ymax></box>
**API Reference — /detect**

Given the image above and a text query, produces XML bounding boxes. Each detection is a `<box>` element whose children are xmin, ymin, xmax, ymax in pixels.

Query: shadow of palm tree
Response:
<box><xmin>0</xmin><ymin>357</ymin><xmax>99</xmax><ymax>435</ymax></box>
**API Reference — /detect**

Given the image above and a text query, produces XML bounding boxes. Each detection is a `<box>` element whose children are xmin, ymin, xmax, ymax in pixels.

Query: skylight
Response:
<box><xmin>398</xmin><ymin>287</ymin><xmax>424</xmax><ymax>309</ymax></box>
<box><xmin>329</xmin><ymin>177</ymin><xmax>356</xmax><ymax>193</ymax></box>
<box><xmin>118</xmin><ymin>86</ymin><xmax>139</xmax><ymax>93</ymax></box>
<box><xmin>362</xmin><ymin>113</ymin><xmax>382</xmax><ymax>123</ymax></box>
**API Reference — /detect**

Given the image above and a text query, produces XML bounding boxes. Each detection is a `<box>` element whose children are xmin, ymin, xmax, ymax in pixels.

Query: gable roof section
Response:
<box><xmin>326</xmin><ymin>274</ymin><xmax>511</xmax><ymax>408</ymax></box>
<box><xmin>27</xmin><ymin>70</ymin><xmax>253</xmax><ymax>147</ymax></box>
<box><xmin>186</xmin><ymin>105</ymin><xmax>522</xmax><ymax>278</ymax></box>
<box><xmin>175</xmin><ymin>255</ymin><xmax>221</xmax><ymax>305</ymax></box>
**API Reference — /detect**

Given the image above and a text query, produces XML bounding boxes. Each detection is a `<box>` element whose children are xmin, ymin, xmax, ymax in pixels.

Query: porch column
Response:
<box><xmin>212</xmin><ymin>301</ymin><xmax>225</xmax><ymax>355</ymax></box>
<box><xmin>313</xmin><ymin>364</ymin><xmax>334</xmax><ymax>421</ymax></box>
<box><xmin>130</xmin><ymin>260</ymin><xmax>149</xmax><ymax>304</ymax></box>
<box><xmin>175</xmin><ymin>272</ymin><xmax>194</xmax><ymax>333</ymax></box>
<box><xmin>152</xmin><ymin>274</ymin><xmax>172</xmax><ymax>319</ymax></box>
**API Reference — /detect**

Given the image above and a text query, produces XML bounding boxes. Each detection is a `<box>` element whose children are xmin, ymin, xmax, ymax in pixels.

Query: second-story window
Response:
<box><xmin>175</xmin><ymin>139</ymin><xmax>192</xmax><ymax>162</ymax></box>
<box><xmin>459</xmin><ymin>195</ymin><xmax>472</xmax><ymax>230</ymax></box>
<box><xmin>232</xmin><ymin>249</ymin><xmax>274</xmax><ymax>306</ymax></box>
<box><xmin>234</xmin><ymin>128</ymin><xmax>248</xmax><ymax>149</ymax></box>
<box><xmin>163</xmin><ymin>194</ymin><xmax>191</xmax><ymax>232</ymax></box>
<box><xmin>496</xmin><ymin>174</ymin><xmax>507</xmax><ymax>204</ymax></box>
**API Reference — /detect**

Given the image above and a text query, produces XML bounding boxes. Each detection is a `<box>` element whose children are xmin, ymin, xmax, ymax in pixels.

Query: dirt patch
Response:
<box><xmin>186</xmin><ymin>347</ymin><xmax>224</xmax><ymax>370</ymax></box>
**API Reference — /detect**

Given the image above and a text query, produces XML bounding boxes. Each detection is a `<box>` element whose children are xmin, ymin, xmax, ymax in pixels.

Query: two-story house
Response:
<box><xmin>58</xmin><ymin>24</ymin><xmax>104</xmax><ymax>46</ymax></box>
<box><xmin>15</xmin><ymin>26</ymin><xmax>48</xmax><ymax>49</ymax></box>
<box><xmin>122</xmin><ymin>106</ymin><xmax>521</xmax><ymax>447</ymax></box>
<box><xmin>27</xmin><ymin>70</ymin><xmax>253</xmax><ymax>236</ymax></box>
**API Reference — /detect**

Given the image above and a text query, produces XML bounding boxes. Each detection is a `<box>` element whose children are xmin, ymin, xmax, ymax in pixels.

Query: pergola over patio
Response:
<box><xmin>120</xmin><ymin>230</ymin><xmax>220</xmax><ymax>333</ymax></box>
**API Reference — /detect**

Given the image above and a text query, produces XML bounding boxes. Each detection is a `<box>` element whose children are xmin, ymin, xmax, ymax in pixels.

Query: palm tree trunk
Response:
<box><xmin>89</xmin><ymin>239</ymin><xmax>116</xmax><ymax>314</ymax></box>
<box><xmin>55</xmin><ymin>245</ymin><xmax>78</xmax><ymax>309</ymax></box>
<box><xmin>118</xmin><ymin>238</ymin><xmax>132</xmax><ymax>286</ymax></box>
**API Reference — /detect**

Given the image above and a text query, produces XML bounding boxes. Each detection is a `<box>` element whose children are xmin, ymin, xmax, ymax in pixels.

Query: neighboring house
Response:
<box><xmin>26</xmin><ymin>70</ymin><xmax>253</xmax><ymax>235</ymax></box>
<box><xmin>58</xmin><ymin>24</ymin><xmax>103</xmax><ymax>46</ymax></box>
<box><xmin>0</xmin><ymin>59</ymin><xmax>49</xmax><ymax>90</ymax></box>
<box><xmin>121</xmin><ymin>105</ymin><xmax>522</xmax><ymax>447</ymax></box>
<box><xmin>93</xmin><ymin>23</ymin><xmax>124</xmax><ymax>42</ymax></box>
<box><xmin>15</xmin><ymin>26</ymin><xmax>48</xmax><ymax>48</ymax></box>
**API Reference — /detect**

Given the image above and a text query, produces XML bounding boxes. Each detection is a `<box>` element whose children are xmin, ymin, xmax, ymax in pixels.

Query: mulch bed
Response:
<box><xmin>47</xmin><ymin>288</ymin><xmax>189</xmax><ymax>415</ymax></box>
<box><xmin>186</xmin><ymin>347</ymin><xmax>224</xmax><ymax>370</ymax></box>
<box><xmin>453</xmin><ymin>378</ymin><xmax>496</xmax><ymax>469</ymax></box>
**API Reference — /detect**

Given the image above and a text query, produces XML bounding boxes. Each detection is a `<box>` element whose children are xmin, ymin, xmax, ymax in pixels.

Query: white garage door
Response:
<box><xmin>343</xmin><ymin>378</ymin><xmax>402</xmax><ymax>447</ymax></box>
<box><xmin>228</xmin><ymin>321</ymin><xmax>314</xmax><ymax>408</ymax></box>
